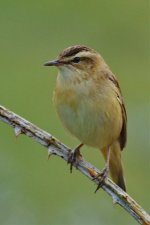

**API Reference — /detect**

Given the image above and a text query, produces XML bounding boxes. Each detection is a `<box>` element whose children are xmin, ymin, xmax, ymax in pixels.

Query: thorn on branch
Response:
<box><xmin>14</xmin><ymin>126</ymin><xmax>22</xmax><ymax>137</ymax></box>
<box><xmin>48</xmin><ymin>145</ymin><xmax>55</xmax><ymax>159</ymax></box>
<box><xmin>87</xmin><ymin>167</ymin><xmax>97</xmax><ymax>178</ymax></box>
<box><xmin>112</xmin><ymin>195</ymin><xmax>118</xmax><ymax>204</ymax></box>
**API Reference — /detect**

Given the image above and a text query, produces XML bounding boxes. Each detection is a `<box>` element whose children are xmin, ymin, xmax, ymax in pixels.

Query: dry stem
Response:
<box><xmin>0</xmin><ymin>105</ymin><xmax>150</xmax><ymax>225</ymax></box>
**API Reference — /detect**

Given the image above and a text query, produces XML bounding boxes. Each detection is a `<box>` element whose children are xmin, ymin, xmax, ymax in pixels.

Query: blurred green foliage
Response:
<box><xmin>0</xmin><ymin>0</ymin><xmax>149</xmax><ymax>224</ymax></box>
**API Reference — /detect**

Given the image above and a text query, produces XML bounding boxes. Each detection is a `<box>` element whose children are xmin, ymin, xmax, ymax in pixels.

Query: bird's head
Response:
<box><xmin>44</xmin><ymin>45</ymin><xmax>106</xmax><ymax>81</ymax></box>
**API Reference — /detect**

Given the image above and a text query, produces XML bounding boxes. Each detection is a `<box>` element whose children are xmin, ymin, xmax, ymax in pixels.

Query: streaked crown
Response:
<box><xmin>44</xmin><ymin>45</ymin><xmax>107</xmax><ymax>80</ymax></box>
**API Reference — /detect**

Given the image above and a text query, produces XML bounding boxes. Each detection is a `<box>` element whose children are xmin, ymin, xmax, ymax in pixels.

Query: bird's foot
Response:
<box><xmin>93</xmin><ymin>166</ymin><xmax>109</xmax><ymax>193</ymax></box>
<box><xmin>67</xmin><ymin>143</ymin><xmax>83</xmax><ymax>173</ymax></box>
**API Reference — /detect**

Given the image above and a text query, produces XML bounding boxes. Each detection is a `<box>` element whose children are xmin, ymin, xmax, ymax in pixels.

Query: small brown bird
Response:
<box><xmin>44</xmin><ymin>45</ymin><xmax>127</xmax><ymax>192</ymax></box>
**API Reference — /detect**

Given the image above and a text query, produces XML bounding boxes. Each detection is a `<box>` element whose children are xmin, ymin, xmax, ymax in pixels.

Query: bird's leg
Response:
<box><xmin>93</xmin><ymin>146</ymin><xmax>111</xmax><ymax>193</ymax></box>
<box><xmin>68</xmin><ymin>143</ymin><xmax>84</xmax><ymax>173</ymax></box>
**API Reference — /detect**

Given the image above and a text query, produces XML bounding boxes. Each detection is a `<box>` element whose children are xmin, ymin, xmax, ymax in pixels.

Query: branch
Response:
<box><xmin>0</xmin><ymin>105</ymin><xmax>150</xmax><ymax>225</ymax></box>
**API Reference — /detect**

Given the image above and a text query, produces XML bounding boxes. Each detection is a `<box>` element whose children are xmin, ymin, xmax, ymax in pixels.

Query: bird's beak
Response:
<box><xmin>44</xmin><ymin>60</ymin><xmax>61</xmax><ymax>66</ymax></box>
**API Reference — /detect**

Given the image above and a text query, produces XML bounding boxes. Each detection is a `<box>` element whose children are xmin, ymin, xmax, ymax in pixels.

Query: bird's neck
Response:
<box><xmin>57</xmin><ymin>67</ymin><xmax>90</xmax><ymax>87</ymax></box>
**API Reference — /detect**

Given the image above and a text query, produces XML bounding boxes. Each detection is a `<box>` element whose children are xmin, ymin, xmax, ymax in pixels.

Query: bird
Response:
<box><xmin>44</xmin><ymin>45</ymin><xmax>127</xmax><ymax>192</ymax></box>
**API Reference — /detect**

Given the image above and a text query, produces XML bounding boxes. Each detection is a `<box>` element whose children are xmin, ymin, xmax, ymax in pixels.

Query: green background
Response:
<box><xmin>0</xmin><ymin>0</ymin><xmax>149</xmax><ymax>224</ymax></box>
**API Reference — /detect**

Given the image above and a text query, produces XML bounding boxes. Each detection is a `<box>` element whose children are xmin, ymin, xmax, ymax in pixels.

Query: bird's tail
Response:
<box><xmin>101</xmin><ymin>141</ymin><xmax>126</xmax><ymax>191</ymax></box>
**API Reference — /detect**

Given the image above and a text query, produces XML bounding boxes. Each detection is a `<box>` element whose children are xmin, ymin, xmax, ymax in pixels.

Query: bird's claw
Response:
<box><xmin>67</xmin><ymin>144</ymin><xmax>83</xmax><ymax>173</ymax></box>
<box><xmin>93</xmin><ymin>167</ymin><xmax>109</xmax><ymax>193</ymax></box>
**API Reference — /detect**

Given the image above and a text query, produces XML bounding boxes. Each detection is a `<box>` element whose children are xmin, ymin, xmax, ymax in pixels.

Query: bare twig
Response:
<box><xmin>0</xmin><ymin>105</ymin><xmax>150</xmax><ymax>225</ymax></box>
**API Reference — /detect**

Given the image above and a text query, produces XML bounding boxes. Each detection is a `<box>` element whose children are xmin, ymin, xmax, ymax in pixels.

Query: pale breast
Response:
<box><xmin>54</xmin><ymin>79</ymin><xmax>122</xmax><ymax>149</ymax></box>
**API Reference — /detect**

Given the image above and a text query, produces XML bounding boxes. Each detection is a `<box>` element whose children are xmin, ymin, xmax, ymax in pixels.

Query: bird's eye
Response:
<box><xmin>72</xmin><ymin>57</ymin><xmax>81</xmax><ymax>63</ymax></box>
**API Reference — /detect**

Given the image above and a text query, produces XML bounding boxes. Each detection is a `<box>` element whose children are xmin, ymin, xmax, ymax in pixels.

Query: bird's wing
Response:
<box><xmin>108</xmin><ymin>74</ymin><xmax>127</xmax><ymax>150</ymax></box>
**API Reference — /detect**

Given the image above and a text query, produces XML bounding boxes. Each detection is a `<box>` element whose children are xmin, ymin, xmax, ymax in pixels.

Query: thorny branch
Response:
<box><xmin>0</xmin><ymin>105</ymin><xmax>150</xmax><ymax>225</ymax></box>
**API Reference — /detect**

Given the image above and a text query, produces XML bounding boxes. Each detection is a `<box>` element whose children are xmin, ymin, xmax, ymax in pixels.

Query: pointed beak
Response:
<box><xmin>44</xmin><ymin>60</ymin><xmax>60</xmax><ymax>66</ymax></box>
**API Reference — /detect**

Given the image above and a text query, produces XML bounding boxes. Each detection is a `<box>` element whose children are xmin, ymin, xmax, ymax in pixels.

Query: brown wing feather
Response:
<box><xmin>119</xmin><ymin>100</ymin><xmax>127</xmax><ymax>150</ymax></box>
<box><xmin>108</xmin><ymin>74</ymin><xmax>127</xmax><ymax>150</ymax></box>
